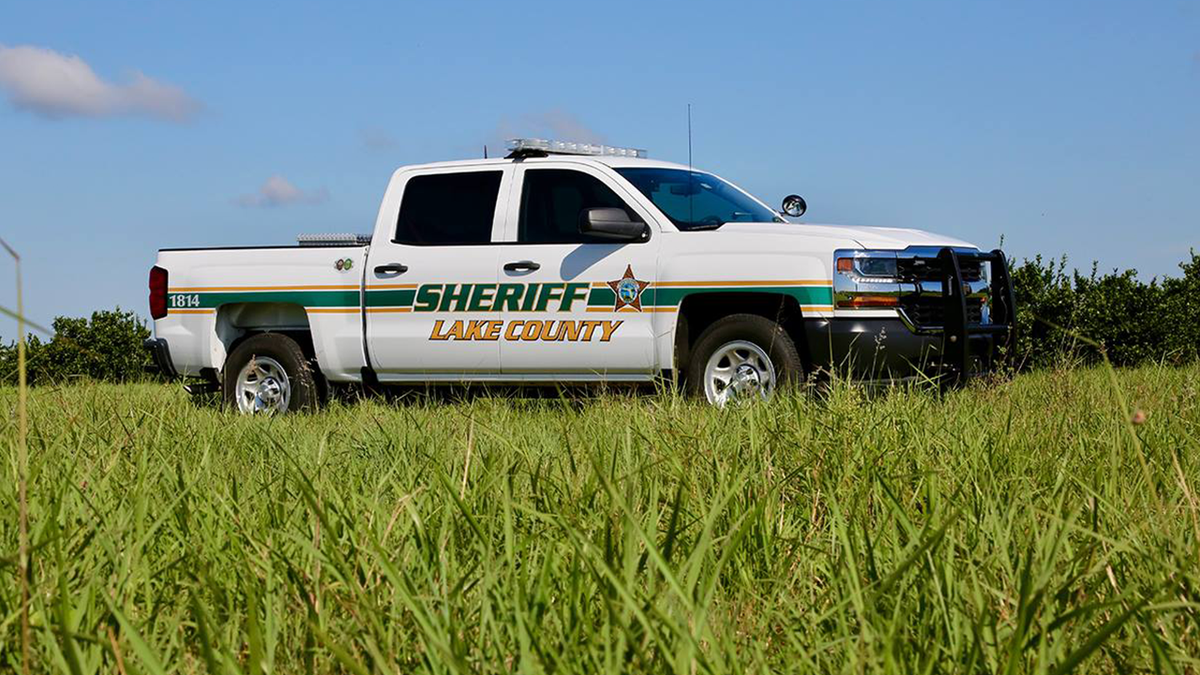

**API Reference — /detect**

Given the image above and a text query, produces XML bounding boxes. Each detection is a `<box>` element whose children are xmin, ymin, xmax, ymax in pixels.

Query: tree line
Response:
<box><xmin>2</xmin><ymin>251</ymin><xmax>1198</xmax><ymax>385</ymax></box>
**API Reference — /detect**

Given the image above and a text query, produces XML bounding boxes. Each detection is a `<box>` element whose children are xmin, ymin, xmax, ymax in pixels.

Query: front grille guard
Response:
<box><xmin>935</xmin><ymin>248</ymin><xmax>1017</xmax><ymax>387</ymax></box>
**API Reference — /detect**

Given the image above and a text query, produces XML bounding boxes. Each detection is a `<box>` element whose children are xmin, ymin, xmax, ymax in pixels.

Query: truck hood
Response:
<box><xmin>715</xmin><ymin>222</ymin><xmax>977</xmax><ymax>250</ymax></box>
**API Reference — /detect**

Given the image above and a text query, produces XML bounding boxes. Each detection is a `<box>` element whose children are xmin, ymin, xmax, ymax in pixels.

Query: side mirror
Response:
<box><xmin>781</xmin><ymin>194</ymin><xmax>807</xmax><ymax>218</ymax></box>
<box><xmin>579</xmin><ymin>207</ymin><xmax>647</xmax><ymax>241</ymax></box>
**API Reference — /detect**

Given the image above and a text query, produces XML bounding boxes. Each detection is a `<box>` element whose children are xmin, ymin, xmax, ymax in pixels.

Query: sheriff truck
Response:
<box><xmin>145</xmin><ymin>138</ymin><xmax>1016</xmax><ymax>413</ymax></box>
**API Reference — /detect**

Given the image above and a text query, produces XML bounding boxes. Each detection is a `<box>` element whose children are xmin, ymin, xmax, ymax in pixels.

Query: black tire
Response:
<box><xmin>685</xmin><ymin>313</ymin><xmax>804</xmax><ymax>403</ymax></box>
<box><xmin>223</xmin><ymin>333</ymin><xmax>320</xmax><ymax>414</ymax></box>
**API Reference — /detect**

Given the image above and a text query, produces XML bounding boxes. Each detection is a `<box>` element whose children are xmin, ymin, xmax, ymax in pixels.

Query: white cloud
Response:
<box><xmin>531</xmin><ymin>109</ymin><xmax>606</xmax><ymax>144</ymax></box>
<box><xmin>359</xmin><ymin>126</ymin><xmax>398</xmax><ymax>151</ymax></box>
<box><xmin>235</xmin><ymin>175</ymin><xmax>328</xmax><ymax>208</ymax></box>
<box><xmin>0</xmin><ymin>44</ymin><xmax>201</xmax><ymax>121</ymax></box>
<box><xmin>494</xmin><ymin>109</ymin><xmax>606</xmax><ymax>146</ymax></box>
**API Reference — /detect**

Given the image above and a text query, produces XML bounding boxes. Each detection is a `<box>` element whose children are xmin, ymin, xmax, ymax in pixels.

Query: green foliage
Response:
<box><xmin>0</xmin><ymin>308</ymin><xmax>150</xmax><ymax>385</ymax></box>
<box><xmin>1010</xmin><ymin>251</ymin><xmax>1200</xmax><ymax>368</ymax></box>
<box><xmin>1160</xmin><ymin>253</ymin><xmax>1200</xmax><ymax>359</ymax></box>
<box><xmin>2</xmin><ymin>252</ymin><xmax>1198</xmax><ymax>387</ymax></box>
<box><xmin>1</xmin><ymin>366</ymin><xmax>1197</xmax><ymax>672</ymax></box>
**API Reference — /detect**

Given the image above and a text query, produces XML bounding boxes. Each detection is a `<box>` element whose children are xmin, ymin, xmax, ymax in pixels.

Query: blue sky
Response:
<box><xmin>1</xmin><ymin>0</ymin><xmax>1197</xmax><ymax>333</ymax></box>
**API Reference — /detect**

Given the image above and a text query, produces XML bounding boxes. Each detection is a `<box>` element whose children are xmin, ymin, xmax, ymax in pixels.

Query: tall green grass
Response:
<box><xmin>2</xmin><ymin>366</ymin><xmax>1198</xmax><ymax>673</ymax></box>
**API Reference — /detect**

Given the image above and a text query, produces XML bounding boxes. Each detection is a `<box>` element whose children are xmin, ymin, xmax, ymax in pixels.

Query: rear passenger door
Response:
<box><xmin>366</xmin><ymin>166</ymin><xmax>510</xmax><ymax>379</ymax></box>
<box><xmin>497</xmin><ymin>163</ymin><xmax>661</xmax><ymax>378</ymax></box>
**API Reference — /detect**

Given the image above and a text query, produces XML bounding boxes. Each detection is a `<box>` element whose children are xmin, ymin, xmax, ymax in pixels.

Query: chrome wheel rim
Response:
<box><xmin>234</xmin><ymin>356</ymin><xmax>291</xmax><ymax>414</ymax></box>
<box><xmin>703</xmin><ymin>340</ymin><xmax>776</xmax><ymax>407</ymax></box>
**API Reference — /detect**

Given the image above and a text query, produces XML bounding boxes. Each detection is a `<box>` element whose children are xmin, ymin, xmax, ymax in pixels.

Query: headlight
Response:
<box><xmin>835</xmin><ymin>251</ymin><xmax>899</xmax><ymax>281</ymax></box>
<box><xmin>834</xmin><ymin>249</ymin><xmax>902</xmax><ymax>308</ymax></box>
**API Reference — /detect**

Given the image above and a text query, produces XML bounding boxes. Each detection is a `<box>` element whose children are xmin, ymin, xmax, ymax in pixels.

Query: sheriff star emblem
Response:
<box><xmin>607</xmin><ymin>265</ymin><xmax>650</xmax><ymax>312</ymax></box>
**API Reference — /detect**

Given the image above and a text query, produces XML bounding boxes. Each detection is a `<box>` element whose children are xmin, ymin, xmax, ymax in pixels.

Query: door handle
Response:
<box><xmin>374</xmin><ymin>263</ymin><xmax>408</xmax><ymax>275</ymax></box>
<box><xmin>503</xmin><ymin>260</ymin><xmax>540</xmax><ymax>272</ymax></box>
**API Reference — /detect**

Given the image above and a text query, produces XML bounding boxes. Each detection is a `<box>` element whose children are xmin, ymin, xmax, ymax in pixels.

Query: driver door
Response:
<box><xmin>497</xmin><ymin>163</ymin><xmax>661</xmax><ymax>377</ymax></box>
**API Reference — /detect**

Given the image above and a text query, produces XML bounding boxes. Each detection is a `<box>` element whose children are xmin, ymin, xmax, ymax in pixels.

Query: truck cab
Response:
<box><xmin>146</xmin><ymin>139</ymin><xmax>1015</xmax><ymax>412</ymax></box>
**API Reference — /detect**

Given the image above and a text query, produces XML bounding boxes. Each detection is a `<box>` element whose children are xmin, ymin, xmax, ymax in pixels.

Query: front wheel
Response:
<box><xmin>223</xmin><ymin>333</ymin><xmax>319</xmax><ymax>414</ymax></box>
<box><xmin>685</xmin><ymin>314</ymin><xmax>803</xmax><ymax>406</ymax></box>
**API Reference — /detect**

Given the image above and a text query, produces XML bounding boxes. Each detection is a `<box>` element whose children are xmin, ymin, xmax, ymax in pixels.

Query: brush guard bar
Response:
<box><xmin>934</xmin><ymin>248</ymin><xmax>1016</xmax><ymax>387</ymax></box>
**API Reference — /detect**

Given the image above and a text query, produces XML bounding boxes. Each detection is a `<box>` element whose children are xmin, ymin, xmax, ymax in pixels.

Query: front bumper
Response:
<box><xmin>143</xmin><ymin>337</ymin><xmax>178</xmax><ymax>378</ymax></box>
<box><xmin>808</xmin><ymin>247</ymin><xmax>1016</xmax><ymax>385</ymax></box>
<box><xmin>803</xmin><ymin>318</ymin><xmax>999</xmax><ymax>382</ymax></box>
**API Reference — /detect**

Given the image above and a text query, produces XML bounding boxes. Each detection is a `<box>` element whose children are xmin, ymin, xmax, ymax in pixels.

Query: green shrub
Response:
<box><xmin>1</xmin><ymin>254</ymin><xmax>1197</xmax><ymax>386</ymax></box>
<box><xmin>1009</xmin><ymin>251</ymin><xmax>1200</xmax><ymax>367</ymax></box>
<box><xmin>0</xmin><ymin>308</ymin><xmax>150</xmax><ymax>385</ymax></box>
<box><xmin>1160</xmin><ymin>253</ymin><xmax>1200</xmax><ymax>361</ymax></box>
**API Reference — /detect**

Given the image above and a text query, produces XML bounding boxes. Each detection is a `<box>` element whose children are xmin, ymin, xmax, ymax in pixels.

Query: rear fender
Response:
<box><xmin>214</xmin><ymin>302</ymin><xmax>365</xmax><ymax>381</ymax></box>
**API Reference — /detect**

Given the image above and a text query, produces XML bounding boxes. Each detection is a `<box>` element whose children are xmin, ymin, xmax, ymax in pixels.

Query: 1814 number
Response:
<box><xmin>169</xmin><ymin>294</ymin><xmax>200</xmax><ymax>308</ymax></box>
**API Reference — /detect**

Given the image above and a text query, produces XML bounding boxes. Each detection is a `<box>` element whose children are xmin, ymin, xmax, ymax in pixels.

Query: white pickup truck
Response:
<box><xmin>146</xmin><ymin>139</ymin><xmax>1015</xmax><ymax>413</ymax></box>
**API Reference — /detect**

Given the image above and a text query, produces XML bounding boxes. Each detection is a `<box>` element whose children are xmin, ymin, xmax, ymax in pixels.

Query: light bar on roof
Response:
<box><xmin>507</xmin><ymin>138</ymin><xmax>648</xmax><ymax>158</ymax></box>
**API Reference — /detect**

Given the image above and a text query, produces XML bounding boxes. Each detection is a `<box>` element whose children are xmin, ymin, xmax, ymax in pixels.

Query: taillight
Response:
<box><xmin>149</xmin><ymin>266</ymin><xmax>168</xmax><ymax>319</ymax></box>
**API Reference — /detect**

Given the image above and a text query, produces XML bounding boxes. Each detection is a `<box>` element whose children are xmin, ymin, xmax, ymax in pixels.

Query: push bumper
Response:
<box><xmin>806</xmin><ymin>247</ymin><xmax>1017</xmax><ymax>386</ymax></box>
<box><xmin>803</xmin><ymin>318</ymin><xmax>1001</xmax><ymax>382</ymax></box>
<box><xmin>143</xmin><ymin>337</ymin><xmax>178</xmax><ymax>378</ymax></box>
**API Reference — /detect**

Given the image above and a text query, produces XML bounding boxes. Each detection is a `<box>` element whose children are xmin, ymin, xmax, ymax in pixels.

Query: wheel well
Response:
<box><xmin>674</xmin><ymin>293</ymin><xmax>811</xmax><ymax>373</ymax></box>
<box><xmin>235</xmin><ymin>330</ymin><xmax>317</xmax><ymax>360</ymax></box>
<box><xmin>216</xmin><ymin>302</ymin><xmax>317</xmax><ymax>364</ymax></box>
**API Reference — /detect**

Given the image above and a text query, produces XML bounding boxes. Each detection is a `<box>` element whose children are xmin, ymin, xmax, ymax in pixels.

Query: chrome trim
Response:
<box><xmin>895</xmin><ymin>245</ymin><xmax>981</xmax><ymax>259</ymax></box>
<box><xmin>833</xmin><ymin>248</ymin><xmax>904</xmax><ymax>313</ymax></box>
<box><xmin>834</xmin><ymin>246</ymin><xmax>995</xmax><ymax>332</ymax></box>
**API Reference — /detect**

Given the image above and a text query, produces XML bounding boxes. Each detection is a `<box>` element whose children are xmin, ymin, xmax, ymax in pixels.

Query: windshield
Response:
<box><xmin>615</xmin><ymin>168</ymin><xmax>782</xmax><ymax>231</ymax></box>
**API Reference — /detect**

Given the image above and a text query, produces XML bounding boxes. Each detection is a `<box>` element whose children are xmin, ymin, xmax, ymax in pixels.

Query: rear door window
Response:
<box><xmin>395</xmin><ymin>171</ymin><xmax>502</xmax><ymax>245</ymax></box>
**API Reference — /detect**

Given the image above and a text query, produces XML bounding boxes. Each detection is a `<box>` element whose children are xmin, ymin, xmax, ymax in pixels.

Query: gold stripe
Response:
<box><xmin>305</xmin><ymin>308</ymin><xmax>361</xmax><ymax>314</ymax></box>
<box><xmin>365</xmin><ymin>284</ymin><xmax>418</xmax><ymax>290</ymax></box>
<box><xmin>585</xmin><ymin>306</ymin><xmax>677</xmax><ymax>313</ymax></box>
<box><xmin>167</xmin><ymin>309</ymin><xmax>215</xmax><ymax>315</ymax></box>
<box><xmin>168</xmin><ymin>284</ymin><xmax>359</xmax><ymax>292</ymax></box>
<box><xmin>366</xmin><ymin>307</ymin><xmax>413</xmax><ymax>313</ymax></box>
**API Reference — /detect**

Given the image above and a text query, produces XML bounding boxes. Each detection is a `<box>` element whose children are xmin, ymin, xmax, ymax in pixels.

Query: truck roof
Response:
<box><xmin>393</xmin><ymin>155</ymin><xmax>695</xmax><ymax>175</ymax></box>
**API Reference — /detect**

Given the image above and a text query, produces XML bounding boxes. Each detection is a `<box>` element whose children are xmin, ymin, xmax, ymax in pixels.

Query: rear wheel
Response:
<box><xmin>223</xmin><ymin>333</ymin><xmax>319</xmax><ymax>414</ymax></box>
<box><xmin>685</xmin><ymin>314</ymin><xmax>803</xmax><ymax>406</ymax></box>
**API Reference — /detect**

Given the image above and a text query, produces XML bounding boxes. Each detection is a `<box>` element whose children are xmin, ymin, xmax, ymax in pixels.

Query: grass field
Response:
<box><xmin>2</xmin><ymin>365</ymin><xmax>1198</xmax><ymax>673</ymax></box>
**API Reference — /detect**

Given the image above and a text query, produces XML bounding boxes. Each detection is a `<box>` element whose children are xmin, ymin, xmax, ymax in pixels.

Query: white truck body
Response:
<box><xmin>149</xmin><ymin>150</ymin><xmax>1005</xmax><ymax>397</ymax></box>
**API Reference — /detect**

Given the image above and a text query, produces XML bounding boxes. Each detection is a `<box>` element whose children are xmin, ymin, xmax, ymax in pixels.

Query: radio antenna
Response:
<box><xmin>687</xmin><ymin>103</ymin><xmax>694</xmax><ymax>226</ymax></box>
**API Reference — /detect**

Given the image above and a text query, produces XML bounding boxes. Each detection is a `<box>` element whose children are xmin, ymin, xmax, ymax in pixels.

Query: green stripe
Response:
<box><xmin>169</xmin><ymin>284</ymin><xmax>834</xmax><ymax>311</ymax></box>
<box><xmin>168</xmin><ymin>290</ymin><xmax>359</xmax><ymax>308</ymax></box>
<box><xmin>587</xmin><ymin>287</ymin><xmax>617</xmax><ymax>306</ymax></box>
<box><xmin>364</xmin><ymin>289</ymin><xmax>416</xmax><ymax>308</ymax></box>
<box><xmin>169</xmin><ymin>288</ymin><xmax>418</xmax><ymax>310</ymax></box>
<box><xmin>653</xmin><ymin>286</ymin><xmax>833</xmax><ymax>306</ymax></box>
<box><xmin>586</xmin><ymin>285</ymin><xmax>833</xmax><ymax>308</ymax></box>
